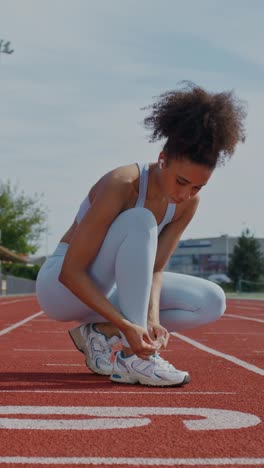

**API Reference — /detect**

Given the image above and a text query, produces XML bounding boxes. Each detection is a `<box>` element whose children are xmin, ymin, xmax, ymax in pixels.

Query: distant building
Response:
<box><xmin>168</xmin><ymin>235</ymin><xmax>264</xmax><ymax>278</ymax></box>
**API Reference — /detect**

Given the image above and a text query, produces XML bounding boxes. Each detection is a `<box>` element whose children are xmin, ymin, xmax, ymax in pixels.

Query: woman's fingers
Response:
<box><xmin>149</xmin><ymin>325</ymin><xmax>169</xmax><ymax>349</ymax></box>
<box><xmin>148</xmin><ymin>327</ymin><xmax>155</xmax><ymax>341</ymax></box>
<box><xmin>129</xmin><ymin>325</ymin><xmax>171</xmax><ymax>358</ymax></box>
<box><xmin>125</xmin><ymin>323</ymin><xmax>169</xmax><ymax>358</ymax></box>
<box><xmin>142</xmin><ymin>337</ymin><xmax>156</xmax><ymax>354</ymax></box>
<box><xmin>159</xmin><ymin>330</ymin><xmax>170</xmax><ymax>348</ymax></box>
<box><xmin>134</xmin><ymin>335</ymin><xmax>156</xmax><ymax>359</ymax></box>
<box><xmin>143</xmin><ymin>331</ymin><xmax>155</xmax><ymax>345</ymax></box>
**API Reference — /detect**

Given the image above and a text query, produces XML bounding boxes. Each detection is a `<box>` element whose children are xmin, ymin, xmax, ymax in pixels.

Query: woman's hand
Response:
<box><xmin>122</xmin><ymin>323</ymin><xmax>157</xmax><ymax>359</ymax></box>
<box><xmin>148</xmin><ymin>321</ymin><xmax>170</xmax><ymax>350</ymax></box>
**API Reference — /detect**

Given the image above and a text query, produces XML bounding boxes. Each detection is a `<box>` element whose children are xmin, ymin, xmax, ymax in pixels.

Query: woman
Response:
<box><xmin>36</xmin><ymin>82</ymin><xmax>246</xmax><ymax>387</ymax></box>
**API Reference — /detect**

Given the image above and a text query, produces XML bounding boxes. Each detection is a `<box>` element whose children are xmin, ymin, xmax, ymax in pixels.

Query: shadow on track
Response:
<box><xmin>0</xmin><ymin>372</ymin><xmax>110</xmax><ymax>391</ymax></box>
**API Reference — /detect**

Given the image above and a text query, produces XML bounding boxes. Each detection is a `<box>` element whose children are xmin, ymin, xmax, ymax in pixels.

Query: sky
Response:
<box><xmin>0</xmin><ymin>0</ymin><xmax>264</xmax><ymax>256</ymax></box>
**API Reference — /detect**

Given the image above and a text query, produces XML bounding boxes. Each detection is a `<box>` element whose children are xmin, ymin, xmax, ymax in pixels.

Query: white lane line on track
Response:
<box><xmin>225</xmin><ymin>314</ymin><xmax>264</xmax><ymax>324</ymax></box>
<box><xmin>0</xmin><ymin>457</ymin><xmax>264</xmax><ymax>465</ymax></box>
<box><xmin>0</xmin><ymin>298</ymin><xmax>35</xmax><ymax>306</ymax></box>
<box><xmin>231</xmin><ymin>311</ymin><xmax>264</xmax><ymax>316</ymax></box>
<box><xmin>171</xmin><ymin>332</ymin><xmax>264</xmax><ymax>376</ymax></box>
<box><xmin>0</xmin><ymin>312</ymin><xmax>43</xmax><ymax>336</ymax></box>
<box><xmin>0</xmin><ymin>390</ymin><xmax>236</xmax><ymax>395</ymax></box>
<box><xmin>13</xmin><ymin>348</ymin><xmax>75</xmax><ymax>352</ymax></box>
<box><xmin>230</xmin><ymin>305</ymin><xmax>264</xmax><ymax>310</ymax></box>
<box><xmin>45</xmin><ymin>364</ymin><xmax>84</xmax><ymax>366</ymax></box>
<box><xmin>205</xmin><ymin>332</ymin><xmax>264</xmax><ymax>335</ymax></box>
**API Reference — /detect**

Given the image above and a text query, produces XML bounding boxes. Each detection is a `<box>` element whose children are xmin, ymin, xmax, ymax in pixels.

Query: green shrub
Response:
<box><xmin>218</xmin><ymin>282</ymin><xmax>236</xmax><ymax>293</ymax></box>
<box><xmin>2</xmin><ymin>263</ymin><xmax>41</xmax><ymax>280</ymax></box>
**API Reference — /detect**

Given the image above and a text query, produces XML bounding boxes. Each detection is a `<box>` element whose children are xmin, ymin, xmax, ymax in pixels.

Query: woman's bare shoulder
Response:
<box><xmin>89</xmin><ymin>163</ymin><xmax>139</xmax><ymax>203</ymax></box>
<box><xmin>102</xmin><ymin>163</ymin><xmax>139</xmax><ymax>186</ymax></box>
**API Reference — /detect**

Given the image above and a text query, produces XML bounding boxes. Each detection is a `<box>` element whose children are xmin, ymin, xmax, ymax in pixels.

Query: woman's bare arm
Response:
<box><xmin>59</xmin><ymin>174</ymin><xmax>156</xmax><ymax>357</ymax></box>
<box><xmin>148</xmin><ymin>195</ymin><xmax>200</xmax><ymax>324</ymax></box>
<box><xmin>59</xmin><ymin>176</ymin><xmax>129</xmax><ymax>329</ymax></box>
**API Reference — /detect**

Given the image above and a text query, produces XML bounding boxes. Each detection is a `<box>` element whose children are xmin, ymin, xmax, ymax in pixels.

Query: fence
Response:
<box><xmin>0</xmin><ymin>274</ymin><xmax>36</xmax><ymax>295</ymax></box>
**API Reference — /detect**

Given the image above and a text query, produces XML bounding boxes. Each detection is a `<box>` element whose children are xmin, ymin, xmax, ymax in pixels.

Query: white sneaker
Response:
<box><xmin>110</xmin><ymin>351</ymin><xmax>190</xmax><ymax>387</ymax></box>
<box><xmin>69</xmin><ymin>323</ymin><xmax>120</xmax><ymax>375</ymax></box>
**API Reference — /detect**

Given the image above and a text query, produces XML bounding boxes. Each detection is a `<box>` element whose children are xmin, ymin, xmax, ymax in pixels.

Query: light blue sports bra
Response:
<box><xmin>76</xmin><ymin>162</ymin><xmax>176</xmax><ymax>235</ymax></box>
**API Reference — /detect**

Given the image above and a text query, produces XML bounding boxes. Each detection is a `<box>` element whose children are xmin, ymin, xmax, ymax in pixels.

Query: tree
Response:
<box><xmin>228</xmin><ymin>229</ymin><xmax>264</xmax><ymax>290</ymax></box>
<box><xmin>0</xmin><ymin>181</ymin><xmax>47</xmax><ymax>255</ymax></box>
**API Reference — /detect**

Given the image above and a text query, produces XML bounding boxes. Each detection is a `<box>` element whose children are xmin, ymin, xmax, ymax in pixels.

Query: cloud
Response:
<box><xmin>1</xmin><ymin>0</ymin><xmax>263</xmax><ymax>254</ymax></box>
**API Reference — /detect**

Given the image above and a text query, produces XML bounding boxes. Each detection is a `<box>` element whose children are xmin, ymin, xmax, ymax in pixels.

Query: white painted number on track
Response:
<box><xmin>0</xmin><ymin>406</ymin><xmax>260</xmax><ymax>431</ymax></box>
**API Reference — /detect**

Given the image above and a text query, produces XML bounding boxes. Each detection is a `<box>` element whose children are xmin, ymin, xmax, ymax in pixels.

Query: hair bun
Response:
<box><xmin>142</xmin><ymin>81</ymin><xmax>247</xmax><ymax>168</ymax></box>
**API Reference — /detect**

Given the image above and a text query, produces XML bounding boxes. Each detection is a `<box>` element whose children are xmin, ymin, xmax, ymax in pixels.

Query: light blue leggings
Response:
<box><xmin>36</xmin><ymin>208</ymin><xmax>226</xmax><ymax>342</ymax></box>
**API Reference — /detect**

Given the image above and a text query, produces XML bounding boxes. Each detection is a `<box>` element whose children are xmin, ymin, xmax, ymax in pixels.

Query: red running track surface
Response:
<box><xmin>0</xmin><ymin>295</ymin><xmax>263</xmax><ymax>467</ymax></box>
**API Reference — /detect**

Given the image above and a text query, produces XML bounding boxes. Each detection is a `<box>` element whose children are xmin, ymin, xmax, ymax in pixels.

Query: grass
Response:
<box><xmin>226</xmin><ymin>292</ymin><xmax>264</xmax><ymax>300</ymax></box>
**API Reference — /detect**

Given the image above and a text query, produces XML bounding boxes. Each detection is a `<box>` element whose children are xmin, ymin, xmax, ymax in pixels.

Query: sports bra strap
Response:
<box><xmin>135</xmin><ymin>163</ymin><xmax>148</xmax><ymax>207</ymax></box>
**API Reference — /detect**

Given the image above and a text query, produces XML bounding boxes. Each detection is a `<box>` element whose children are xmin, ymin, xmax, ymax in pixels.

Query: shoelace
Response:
<box><xmin>150</xmin><ymin>352</ymin><xmax>176</xmax><ymax>371</ymax></box>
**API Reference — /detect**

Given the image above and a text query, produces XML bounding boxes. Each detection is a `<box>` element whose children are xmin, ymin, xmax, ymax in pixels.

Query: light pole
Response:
<box><xmin>225</xmin><ymin>234</ymin><xmax>229</xmax><ymax>270</ymax></box>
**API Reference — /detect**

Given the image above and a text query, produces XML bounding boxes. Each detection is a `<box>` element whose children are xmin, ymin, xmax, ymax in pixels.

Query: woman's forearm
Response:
<box><xmin>148</xmin><ymin>271</ymin><xmax>163</xmax><ymax>324</ymax></box>
<box><xmin>59</xmin><ymin>270</ymin><xmax>130</xmax><ymax>332</ymax></box>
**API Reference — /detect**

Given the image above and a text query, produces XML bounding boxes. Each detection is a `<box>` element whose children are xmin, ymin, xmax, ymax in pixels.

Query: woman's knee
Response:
<box><xmin>202</xmin><ymin>281</ymin><xmax>226</xmax><ymax>322</ymax></box>
<box><xmin>124</xmin><ymin>207</ymin><xmax>156</xmax><ymax>227</ymax></box>
<box><xmin>116</xmin><ymin>207</ymin><xmax>158</xmax><ymax>239</ymax></box>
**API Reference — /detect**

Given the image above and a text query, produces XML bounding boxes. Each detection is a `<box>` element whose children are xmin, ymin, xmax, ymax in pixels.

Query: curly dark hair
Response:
<box><xmin>142</xmin><ymin>81</ymin><xmax>247</xmax><ymax>168</ymax></box>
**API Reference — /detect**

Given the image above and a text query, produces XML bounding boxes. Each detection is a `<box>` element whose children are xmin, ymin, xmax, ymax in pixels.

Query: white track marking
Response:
<box><xmin>225</xmin><ymin>314</ymin><xmax>264</xmax><ymax>324</ymax></box>
<box><xmin>0</xmin><ymin>390</ymin><xmax>236</xmax><ymax>395</ymax></box>
<box><xmin>0</xmin><ymin>298</ymin><xmax>34</xmax><ymax>306</ymax></box>
<box><xmin>45</xmin><ymin>364</ymin><xmax>84</xmax><ymax>367</ymax></box>
<box><xmin>247</xmin><ymin>314</ymin><xmax>264</xmax><ymax>317</ymax></box>
<box><xmin>0</xmin><ymin>458</ymin><xmax>264</xmax><ymax>465</ymax></box>
<box><xmin>171</xmin><ymin>332</ymin><xmax>264</xmax><ymax>376</ymax></box>
<box><xmin>205</xmin><ymin>332</ymin><xmax>264</xmax><ymax>335</ymax></box>
<box><xmin>0</xmin><ymin>312</ymin><xmax>43</xmax><ymax>336</ymax></box>
<box><xmin>230</xmin><ymin>305</ymin><xmax>264</xmax><ymax>310</ymax></box>
<box><xmin>13</xmin><ymin>348</ymin><xmax>74</xmax><ymax>351</ymax></box>
<box><xmin>0</xmin><ymin>417</ymin><xmax>149</xmax><ymax>431</ymax></box>
<box><xmin>0</xmin><ymin>406</ymin><xmax>260</xmax><ymax>431</ymax></box>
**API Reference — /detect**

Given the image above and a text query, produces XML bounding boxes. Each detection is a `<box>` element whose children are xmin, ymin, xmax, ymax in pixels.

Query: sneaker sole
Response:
<box><xmin>68</xmin><ymin>327</ymin><xmax>85</xmax><ymax>354</ymax></box>
<box><xmin>110</xmin><ymin>372</ymin><xmax>190</xmax><ymax>387</ymax></box>
<box><xmin>68</xmin><ymin>327</ymin><xmax>113</xmax><ymax>376</ymax></box>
